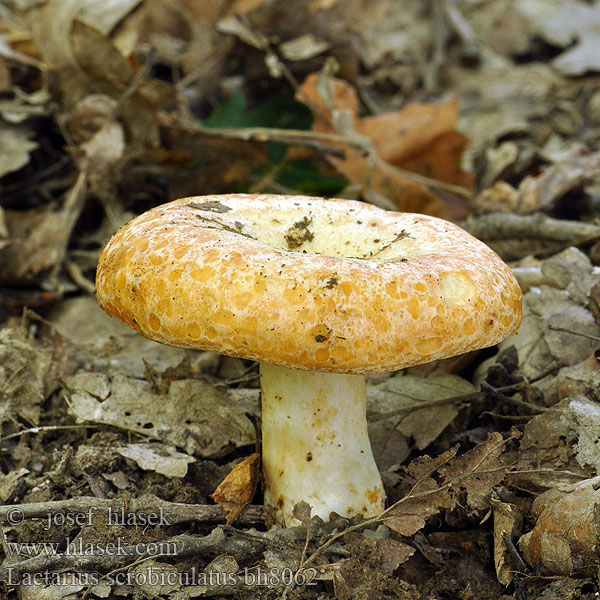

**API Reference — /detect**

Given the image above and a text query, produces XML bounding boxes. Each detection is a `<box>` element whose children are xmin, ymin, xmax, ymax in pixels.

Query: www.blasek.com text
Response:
<box><xmin>5</xmin><ymin>537</ymin><xmax>179</xmax><ymax>559</ymax></box>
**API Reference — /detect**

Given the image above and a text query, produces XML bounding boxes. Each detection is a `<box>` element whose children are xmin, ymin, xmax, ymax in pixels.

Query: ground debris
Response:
<box><xmin>1</xmin><ymin>0</ymin><xmax>600</xmax><ymax>597</ymax></box>
<box><xmin>519</xmin><ymin>477</ymin><xmax>600</xmax><ymax>576</ymax></box>
<box><xmin>63</xmin><ymin>373</ymin><xmax>256</xmax><ymax>458</ymax></box>
<box><xmin>473</xmin><ymin>146</ymin><xmax>600</xmax><ymax>216</ymax></box>
<box><xmin>0</xmin><ymin>325</ymin><xmax>57</xmax><ymax>426</ymax></box>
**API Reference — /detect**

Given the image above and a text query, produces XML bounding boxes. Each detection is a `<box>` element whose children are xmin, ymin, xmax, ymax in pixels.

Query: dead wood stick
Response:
<box><xmin>462</xmin><ymin>213</ymin><xmax>600</xmax><ymax>243</ymax></box>
<box><xmin>443</xmin><ymin>0</ymin><xmax>480</xmax><ymax>62</ymax></box>
<box><xmin>0</xmin><ymin>495</ymin><xmax>272</xmax><ymax>527</ymax></box>
<box><xmin>65</xmin><ymin>260</ymin><xmax>96</xmax><ymax>295</ymax></box>
<box><xmin>157</xmin><ymin>112</ymin><xmax>473</xmax><ymax>200</ymax></box>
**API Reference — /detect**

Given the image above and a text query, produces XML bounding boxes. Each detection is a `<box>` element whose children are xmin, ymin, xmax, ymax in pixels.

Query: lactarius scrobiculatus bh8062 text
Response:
<box><xmin>96</xmin><ymin>194</ymin><xmax>522</xmax><ymax>525</ymax></box>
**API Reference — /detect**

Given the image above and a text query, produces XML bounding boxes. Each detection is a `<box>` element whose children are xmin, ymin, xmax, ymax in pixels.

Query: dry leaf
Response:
<box><xmin>297</xmin><ymin>72</ymin><xmax>472</xmax><ymax>216</ymax></box>
<box><xmin>384</xmin><ymin>447</ymin><xmax>457</xmax><ymax>536</ymax></box>
<box><xmin>157</xmin><ymin>118</ymin><xmax>270</xmax><ymax>194</ymax></box>
<box><xmin>68</xmin><ymin>21</ymin><xmax>173</xmax><ymax>147</ymax></box>
<box><xmin>76</xmin><ymin>0</ymin><xmax>143</xmax><ymax>37</ymax></box>
<box><xmin>292</xmin><ymin>500</ymin><xmax>312</xmax><ymax>525</ymax></box>
<box><xmin>0</xmin><ymin>170</ymin><xmax>87</xmax><ymax>286</ymax></box>
<box><xmin>0</xmin><ymin>123</ymin><xmax>38</xmax><ymax>178</ymax></box>
<box><xmin>116</xmin><ymin>443</ymin><xmax>195</xmax><ymax>478</ymax></box>
<box><xmin>47</xmin><ymin>296</ymin><xmax>218</xmax><ymax>379</ymax></box>
<box><xmin>80</xmin><ymin>120</ymin><xmax>125</xmax><ymax>174</ymax></box>
<box><xmin>367</xmin><ymin>374</ymin><xmax>473</xmax><ymax>487</ymax></box>
<box><xmin>279</xmin><ymin>34</ymin><xmax>330</xmax><ymax>60</ymax></box>
<box><xmin>490</xmin><ymin>497</ymin><xmax>522</xmax><ymax>586</ymax></box>
<box><xmin>386</xmin><ymin>433</ymin><xmax>510</xmax><ymax>536</ymax></box>
<box><xmin>63</xmin><ymin>373</ymin><xmax>256</xmax><ymax>458</ymax></box>
<box><xmin>438</xmin><ymin>432</ymin><xmax>508</xmax><ymax>511</ymax></box>
<box><xmin>514</xmin><ymin>396</ymin><xmax>590</xmax><ymax>491</ymax></box>
<box><xmin>519</xmin><ymin>477</ymin><xmax>600</xmax><ymax>575</ymax></box>
<box><xmin>19</xmin><ymin>0</ymin><xmax>142</xmax><ymax>69</ymax></box>
<box><xmin>0</xmin><ymin>327</ymin><xmax>56</xmax><ymax>427</ymax></box>
<box><xmin>211</xmin><ymin>453</ymin><xmax>260</xmax><ymax>525</ymax></box>
<box><xmin>477</xmin><ymin>248</ymin><xmax>600</xmax><ymax>398</ymax></box>
<box><xmin>536</xmin><ymin>0</ymin><xmax>600</xmax><ymax>75</ymax></box>
<box><xmin>0</xmin><ymin>468</ymin><xmax>29</xmax><ymax>502</ymax></box>
<box><xmin>371</xmin><ymin>538</ymin><xmax>415</xmax><ymax>575</ymax></box>
<box><xmin>566</xmin><ymin>396</ymin><xmax>600</xmax><ymax>474</ymax></box>
<box><xmin>556</xmin><ymin>355</ymin><xmax>600</xmax><ymax>401</ymax></box>
<box><xmin>474</xmin><ymin>146</ymin><xmax>600</xmax><ymax>215</ymax></box>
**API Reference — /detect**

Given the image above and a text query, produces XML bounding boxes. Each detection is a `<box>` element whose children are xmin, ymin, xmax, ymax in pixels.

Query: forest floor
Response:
<box><xmin>1</xmin><ymin>0</ymin><xmax>600</xmax><ymax>598</ymax></box>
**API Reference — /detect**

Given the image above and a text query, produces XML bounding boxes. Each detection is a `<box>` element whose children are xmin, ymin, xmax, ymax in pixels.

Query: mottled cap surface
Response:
<box><xmin>96</xmin><ymin>194</ymin><xmax>522</xmax><ymax>374</ymax></box>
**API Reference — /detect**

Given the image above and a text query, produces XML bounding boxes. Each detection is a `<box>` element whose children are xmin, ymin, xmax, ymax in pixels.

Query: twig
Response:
<box><xmin>368</xmin><ymin>391</ymin><xmax>478</xmax><ymax>423</ymax></box>
<box><xmin>0</xmin><ymin>424</ymin><xmax>95</xmax><ymax>444</ymax></box>
<box><xmin>502</xmin><ymin>531</ymin><xmax>529</xmax><ymax>573</ymax></box>
<box><xmin>301</xmin><ymin>466</ymin><xmax>454</xmax><ymax>569</ymax></box>
<box><xmin>368</xmin><ymin>381</ymin><xmax>543</xmax><ymax>423</ymax></box>
<box><xmin>509</xmin><ymin>468</ymin><xmax>587</xmax><ymax>479</ymax></box>
<box><xmin>480</xmin><ymin>382</ymin><xmax>547</xmax><ymax>413</ymax></box>
<box><xmin>112</xmin><ymin>49</ymin><xmax>155</xmax><ymax>118</ymax></box>
<box><xmin>462</xmin><ymin>213</ymin><xmax>600</xmax><ymax>244</ymax></box>
<box><xmin>547</xmin><ymin>324</ymin><xmax>600</xmax><ymax>343</ymax></box>
<box><xmin>233</xmin><ymin>14</ymin><xmax>318</xmax><ymax>116</ymax></box>
<box><xmin>65</xmin><ymin>260</ymin><xmax>96</xmax><ymax>295</ymax></box>
<box><xmin>157</xmin><ymin>112</ymin><xmax>362</xmax><ymax>157</ymax></box>
<box><xmin>425</xmin><ymin>0</ymin><xmax>448</xmax><ymax>90</ymax></box>
<box><xmin>81</xmin><ymin>552</ymin><xmax>160</xmax><ymax>599</ymax></box>
<box><xmin>443</xmin><ymin>0</ymin><xmax>480</xmax><ymax>62</ymax></box>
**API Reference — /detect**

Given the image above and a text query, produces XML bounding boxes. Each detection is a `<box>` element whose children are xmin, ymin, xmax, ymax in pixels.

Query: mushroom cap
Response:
<box><xmin>96</xmin><ymin>194</ymin><xmax>522</xmax><ymax>374</ymax></box>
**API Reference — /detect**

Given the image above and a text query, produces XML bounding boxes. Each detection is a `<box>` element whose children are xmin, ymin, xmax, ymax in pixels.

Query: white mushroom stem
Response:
<box><xmin>260</xmin><ymin>363</ymin><xmax>386</xmax><ymax>525</ymax></box>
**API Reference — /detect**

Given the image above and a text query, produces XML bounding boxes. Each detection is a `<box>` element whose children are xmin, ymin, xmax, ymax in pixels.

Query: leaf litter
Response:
<box><xmin>1</xmin><ymin>0</ymin><xmax>600</xmax><ymax>598</ymax></box>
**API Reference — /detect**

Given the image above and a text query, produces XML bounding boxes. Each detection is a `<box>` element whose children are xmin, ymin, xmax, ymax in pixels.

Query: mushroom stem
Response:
<box><xmin>260</xmin><ymin>363</ymin><xmax>385</xmax><ymax>525</ymax></box>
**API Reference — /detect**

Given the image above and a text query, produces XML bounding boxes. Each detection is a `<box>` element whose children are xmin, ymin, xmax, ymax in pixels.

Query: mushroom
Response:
<box><xmin>96</xmin><ymin>194</ymin><xmax>522</xmax><ymax>525</ymax></box>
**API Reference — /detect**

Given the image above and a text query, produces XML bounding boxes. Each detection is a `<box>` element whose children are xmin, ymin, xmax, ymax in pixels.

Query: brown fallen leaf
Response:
<box><xmin>490</xmin><ymin>497</ymin><xmax>522</xmax><ymax>586</ymax></box>
<box><xmin>297</xmin><ymin>71</ymin><xmax>473</xmax><ymax>217</ymax></box>
<box><xmin>384</xmin><ymin>447</ymin><xmax>457</xmax><ymax>536</ymax></box>
<box><xmin>519</xmin><ymin>477</ymin><xmax>600</xmax><ymax>576</ymax></box>
<box><xmin>0</xmin><ymin>324</ymin><xmax>67</xmax><ymax>428</ymax></box>
<box><xmin>155</xmin><ymin>116</ymin><xmax>270</xmax><ymax>195</ymax></box>
<box><xmin>385</xmin><ymin>432</ymin><xmax>513</xmax><ymax>537</ymax></box>
<box><xmin>211</xmin><ymin>453</ymin><xmax>260</xmax><ymax>525</ymax></box>
<box><xmin>513</xmin><ymin>396</ymin><xmax>591</xmax><ymax>492</ymax></box>
<box><xmin>556</xmin><ymin>355</ymin><xmax>600</xmax><ymax>401</ymax></box>
<box><xmin>68</xmin><ymin>21</ymin><xmax>174</xmax><ymax>148</ymax></box>
<box><xmin>438</xmin><ymin>431</ymin><xmax>510</xmax><ymax>512</ymax></box>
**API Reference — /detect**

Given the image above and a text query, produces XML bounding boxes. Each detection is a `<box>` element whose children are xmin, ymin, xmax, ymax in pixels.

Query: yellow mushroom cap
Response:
<box><xmin>95</xmin><ymin>194</ymin><xmax>522</xmax><ymax>374</ymax></box>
